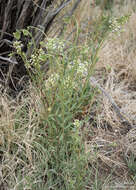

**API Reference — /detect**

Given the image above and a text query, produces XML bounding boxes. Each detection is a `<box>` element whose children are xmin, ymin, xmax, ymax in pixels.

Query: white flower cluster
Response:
<box><xmin>109</xmin><ymin>17</ymin><xmax>121</xmax><ymax>34</ymax></box>
<box><xmin>46</xmin><ymin>38</ymin><xmax>65</xmax><ymax>53</ymax></box>
<box><xmin>38</xmin><ymin>48</ymin><xmax>45</xmax><ymax>61</ymax></box>
<box><xmin>73</xmin><ymin>119</ymin><xmax>81</xmax><ymax>128</ymax></box>
<box><xmin>72</xmin><ymin>119</ymin><xmax>82</xmax><ymax>142</ymax></box>
<box><xmin>45</xmin><ymin>73</ymin><xmax>59</xmax><ymax>89</ymax></box>
<box><xmin>13</xmin><ymin>41</ymin><xmax>23</xmax><ymax>54</ymax></box>
<box><xmin>63</xmin><ymin>76</ymin><xmax>77</xmax><ymax>89</ymax></box>
<box><xmin>69</xmin><ymin>59</ymin><xmax>88</xmax><ymax>77</ymax></box>
<box><xmin>77</xmin><ymin>61</ymin><xmax>88</xmax><ymax>76</ymax></box>
<box><xmin>29</xmin><ymin>48</ymin><xmax>46</xmax><ymax>68</ymax></box>
<box><xmin>45</xmin><ymin>74</ymin><xmax>77</xmax><ymax>90</ymax></box>
<box><xmin>30</xmin><ymin>53</ymin><xmax>37</xmax><ymax>64</ymax></box>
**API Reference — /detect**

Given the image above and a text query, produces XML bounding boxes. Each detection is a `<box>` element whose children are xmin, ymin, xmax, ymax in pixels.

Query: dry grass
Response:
<box><xmin>83</xmin><ymin>2</ymin><xmax>136</xmax><ymax>188</ymax></box>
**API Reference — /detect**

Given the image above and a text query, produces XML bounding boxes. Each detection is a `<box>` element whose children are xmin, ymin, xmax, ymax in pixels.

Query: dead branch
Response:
<box><xmin>90</xmin><ymin>77</ymin><xmax>135</xmax><ymax>130</ymax></box>
<box><xmin>0</xmin><ymin>56</ymin><xmax>17</xmax><ymax>64</ymax></box>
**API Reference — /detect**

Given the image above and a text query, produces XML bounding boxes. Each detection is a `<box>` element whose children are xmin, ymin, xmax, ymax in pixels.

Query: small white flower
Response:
<box><xmin>63</xmin><ymin>76</ymin><xmax>77</xmax><ymax>89</ymax></box>
<box><xmin>45</xmin><ymin>73</ymin><xmax>59</xmax><ymax>89</ymax></box>
<box><xmin>73</xmin><ymin>119</ymin><xmax>81</xmax><ymax>128</ymax></box>
<box><xmin>109</xmin><ymin>17</ymin><xmax>122</xmax><ymax>34</ymax></box>
<box><xmin>77</xmin><ymin>61</ymin><xmax>88</xmax><ymax>76</ymax></box>
<box><xmin>46</xmin><ymin>38</ymin><xmax>65</xmax><ymax>53</ymax></box>
<box><xmin>68</xmin><ymin>59</ymin><xmax>88</xmax><ymax>77</ymax></box>
<box><xmin>13</xmin><ymin>41</ymin><xmax>23</xmax><ymax>53</ymax></box>
<box><xmin>29</xmin><ymin>48</ymin><xmax>46</xmax><ymax>68</ymax></box>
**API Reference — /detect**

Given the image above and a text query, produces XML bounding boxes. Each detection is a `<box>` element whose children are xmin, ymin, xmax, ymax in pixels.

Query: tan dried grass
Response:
<box><xmin>96</xmin><ymin>13</ymin><xmax>136</xmax><ymax>128</ymax></box>
<box><xmin>85</xmin><ymin>3</ymin><xmax>136</xmax><ymax>184</ymax></box>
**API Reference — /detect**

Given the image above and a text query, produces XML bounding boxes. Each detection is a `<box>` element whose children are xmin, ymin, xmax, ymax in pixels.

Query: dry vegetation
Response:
<box><xmin>81</xmin><ymin>1</ymin><xmax>136</xmax><ymax>189</ymax></box>
<box><xmin>1</xmin><ymin>0</ymin><xmax>136</xmax><ymax>189</ymax></box>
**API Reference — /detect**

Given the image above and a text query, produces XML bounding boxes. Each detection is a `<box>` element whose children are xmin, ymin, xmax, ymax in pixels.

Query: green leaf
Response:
<box><xmin>13</xmin><ymin>30</ymin><xmax>21</xmax><ymax>40</ymax></box>
<box><xmin>22</xmin><ymin>29</ymin><xmax>30</xmax><ymax>36</ymax></box>
<box><xmin>39</xmin><ymin>54</ymin><xmax>47</xmax><ymax>61</ymax></box>
<box><xmin>40</xmin><ymin>41</ymin><xmax>46</xmax><ymax>47</ymax></box>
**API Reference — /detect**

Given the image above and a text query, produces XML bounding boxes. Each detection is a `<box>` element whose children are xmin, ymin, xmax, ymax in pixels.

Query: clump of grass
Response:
<box><xmin>0</xmin><ymin>26</ymin><xmax>100</xmax><ymax>189</ymax></box>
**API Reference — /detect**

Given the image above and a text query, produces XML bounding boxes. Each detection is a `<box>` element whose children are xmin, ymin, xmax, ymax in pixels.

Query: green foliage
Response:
<box><xmin>90</xmin><ymin>13</ymin><xmax>130</xmax><ymax>44</ymax></box>
<box><xmin>4</xmin><ymin>9</ymin><xmax>130</xmax><ymax>189</ymax></box>
<box><xmin>13</xmin><ymin>30</ymin><xmax>21</xmax><ymax>40</ymax></box>
<box><xmin>126</xmin><ymin>153</ymin><xmax>136</xmax><ymax>176</ymax></box>
<box><xmin>95</xmin><ymin>0</ymin><xmax>114</xmax><ymax>10</ymax></box>
<box><xmin>8</xmin><ymin>28</ymin><xmax>100</xmax><ymax>189</ymax></box>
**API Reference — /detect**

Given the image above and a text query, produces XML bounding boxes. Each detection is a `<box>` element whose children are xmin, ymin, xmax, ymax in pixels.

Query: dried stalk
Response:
<box><xmin>90</xmin><ymin>77</ymin><xmax>135</xmax><ymax>130</ymax></box>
